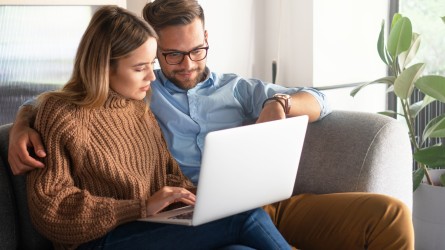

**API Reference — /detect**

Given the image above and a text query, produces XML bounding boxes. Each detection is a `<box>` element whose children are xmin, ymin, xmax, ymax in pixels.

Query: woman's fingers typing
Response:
<box><xmin>146</xmin><ymin>186</ymin><xmax>195</xmax><ymax>216</ymax></box>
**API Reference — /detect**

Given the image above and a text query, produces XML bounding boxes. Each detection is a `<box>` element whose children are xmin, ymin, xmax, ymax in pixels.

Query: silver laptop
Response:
<box><xmin>138</xmin><ymin>115</ymin><xmax>308</xmax><ymax>226</ymax></box>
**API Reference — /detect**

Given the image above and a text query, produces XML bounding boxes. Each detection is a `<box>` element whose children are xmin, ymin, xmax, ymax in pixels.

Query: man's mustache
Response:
<box><xmin>172</xmin><ymin>68</ymin><xmax>198</xmax><ymax>74</ymax></box>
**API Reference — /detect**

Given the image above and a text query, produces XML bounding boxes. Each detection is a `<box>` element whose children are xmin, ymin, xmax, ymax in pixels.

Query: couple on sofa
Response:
<box><xmin>8</xmin><ymin>0</ymin><xmax>413</xmax><ymax>249</ymax></box>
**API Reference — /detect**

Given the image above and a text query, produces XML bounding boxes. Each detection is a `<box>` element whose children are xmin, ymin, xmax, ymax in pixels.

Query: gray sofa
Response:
<box><xmin>0</xmin><ymin>110</ymin><xmax>413</xmax><ymax>249</ymax></box>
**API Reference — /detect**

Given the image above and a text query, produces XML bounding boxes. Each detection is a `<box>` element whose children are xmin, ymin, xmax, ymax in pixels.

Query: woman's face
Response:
<box><xmin>109</xmin><ymin>37</ymin><xmax>157</xmax><ymax>100</ymax></box>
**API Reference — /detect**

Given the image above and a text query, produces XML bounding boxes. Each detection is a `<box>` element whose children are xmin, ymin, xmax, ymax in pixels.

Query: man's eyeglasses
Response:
<box><xmin>160</xmin><ymin>46</ymin><xmax>209</xmax><ymax>65</ymax></box>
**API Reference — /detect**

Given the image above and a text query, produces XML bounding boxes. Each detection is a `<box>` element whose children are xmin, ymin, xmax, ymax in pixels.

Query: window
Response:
<box><xmin>399</xmin><ymin>0</ymin><xmax>445</xmax><ymax>75</ymax></box>
<box><xmin>0</xmin><ymin>1</ymin><xmax>123</xmax><ymax>125</ymax></box>
<box><xmin>398</xmin><ymin>0</ymin><xmax>445</xmax><ymax>149</ymax></box>
<box><xmin>0</xmin><ymin>6</ymin><xmax>94</xmax><ymax>85</ymax></box>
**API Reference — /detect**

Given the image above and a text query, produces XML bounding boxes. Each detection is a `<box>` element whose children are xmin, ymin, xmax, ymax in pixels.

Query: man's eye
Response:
<box><xmin>191</xmin><ymin>49</ymin><xmax>202</xmax><ymax>55</ymax></box>
<box><xmin>168</xmin><ymin>52</ymin><xmax>182</xmax><ymax>58</ymax></box>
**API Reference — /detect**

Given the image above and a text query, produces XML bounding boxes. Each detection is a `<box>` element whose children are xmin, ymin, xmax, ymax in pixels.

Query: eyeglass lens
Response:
<box><xmin>165</xmin><ymin>48</ymin><xmax>208</xmax><ymax>65</ymax></box>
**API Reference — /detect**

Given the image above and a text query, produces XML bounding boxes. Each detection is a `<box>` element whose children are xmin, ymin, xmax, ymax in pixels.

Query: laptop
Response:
<box><xmin>138</xmin><ymin>115</ymin><xmax>308</xmax><ymax>226</ymax></box>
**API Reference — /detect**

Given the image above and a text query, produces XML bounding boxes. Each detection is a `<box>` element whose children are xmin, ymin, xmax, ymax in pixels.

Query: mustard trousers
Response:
<box><xmin>263</xmin><ymin>193</ymin><xmax>414</xmax><ymax>250</ymax></box>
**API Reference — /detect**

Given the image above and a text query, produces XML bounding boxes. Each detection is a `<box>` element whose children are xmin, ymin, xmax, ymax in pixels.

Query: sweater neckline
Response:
<box><xmin>104</xmin><ymin>89</ymin><xmax>130</xmax><ymax>109</ymax></box>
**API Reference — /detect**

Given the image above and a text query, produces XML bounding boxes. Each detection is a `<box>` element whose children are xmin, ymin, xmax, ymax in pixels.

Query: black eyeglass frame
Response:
<box><xmin>160</xmin><ymin>45</ymin><xmax>210</xmax><ymax>65</ymax></box>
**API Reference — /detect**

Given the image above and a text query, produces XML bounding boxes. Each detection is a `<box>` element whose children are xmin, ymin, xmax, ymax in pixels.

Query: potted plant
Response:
<box><xmin>351</xmin><ymin>13</ymin><xmax>445</xmax><ymax>249</ymax></box>
<box><xmin>351</xmin><ymin>13</ymin><xmax>445</xmax><ymax>190</ymax></box>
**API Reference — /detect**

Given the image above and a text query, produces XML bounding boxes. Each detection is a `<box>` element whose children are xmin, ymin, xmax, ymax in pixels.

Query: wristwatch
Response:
<box><xmin>272</xmin><ymin>93</ymin><xmax>292</xmax><ymax>115</ymax></box>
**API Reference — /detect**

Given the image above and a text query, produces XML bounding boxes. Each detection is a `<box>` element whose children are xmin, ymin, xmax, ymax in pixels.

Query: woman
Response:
<box><xmin>27</xmin><ymin>5</ymin><xmax>290</xmax><ymax>250</ymax></box>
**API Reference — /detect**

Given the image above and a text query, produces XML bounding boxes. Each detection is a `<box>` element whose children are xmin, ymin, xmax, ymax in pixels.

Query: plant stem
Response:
<box><xmin>420</xmin><ymin>162</ymin><xmax>434</xmax><ymax>185</ymax></box>
<box><xmin>392</xmin><ymin>59</ymin><xmax>433</xmax><ymax>185</ymax></box>
<box><xmin>400</xmin><ymin>99</ymin><xmax>418</xmax><ymax>151</ymax></box>
<box><xmin>400</xmin><ymin>97</ymin><xmax>433</xmax><ymax>185</ymax></box>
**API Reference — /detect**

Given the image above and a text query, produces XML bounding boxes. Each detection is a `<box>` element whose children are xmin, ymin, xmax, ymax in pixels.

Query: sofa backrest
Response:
<box><xmin>0</xmin><ymin>83</ymin><xmax>61</xmax><ymax>125</ymax></box>
<box><xmin>295</xmin><ymin>111</ymin><xmax>413</xmax><ymax>209</ymax></box>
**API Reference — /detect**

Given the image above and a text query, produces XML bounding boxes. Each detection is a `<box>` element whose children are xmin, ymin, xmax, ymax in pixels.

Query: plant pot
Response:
<box><xmin>413</xmin><ymin>169</ymin><xmax>445</xmax><ymax>250</ymax></box>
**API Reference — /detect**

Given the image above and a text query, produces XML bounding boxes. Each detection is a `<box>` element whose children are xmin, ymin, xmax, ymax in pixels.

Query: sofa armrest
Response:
<box><xmin>0</xmin><ymin>123</ymin><xmax>53</xmax><ymax>250</ymax></box>
<box><xmin>294</xmin><ymin>110</ymin><xmax>413</xmax><ymax>209</ymax></box>
<box><xmin>0</xmin><ymin>124</ymin><xmax>18</xmax><ymax>249</ymax></box>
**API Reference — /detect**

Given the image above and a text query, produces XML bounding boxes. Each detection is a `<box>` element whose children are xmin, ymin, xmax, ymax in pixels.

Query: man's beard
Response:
<box><xmin>167</xmin><ymin>67</ymin><xmax>206</xmax><ymax>90</ymax></box>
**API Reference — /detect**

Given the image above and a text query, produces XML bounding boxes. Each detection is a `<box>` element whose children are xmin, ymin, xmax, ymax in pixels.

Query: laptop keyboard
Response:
<box><xmin>169</xmin><ymin>211</ymin><xmax>194</xmax><ymax>220</ymax></box>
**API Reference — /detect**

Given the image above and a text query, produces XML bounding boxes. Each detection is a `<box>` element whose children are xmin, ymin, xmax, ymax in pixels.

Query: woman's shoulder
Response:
<box><xmin>38</xmin><ymin>94</ymin><xmax>77</xmax><ymax>113</ymax></box>
<box><xmin>35</xmin><ymin>94</ymin><xmax>83</xmax><ymax>132</ymax></box>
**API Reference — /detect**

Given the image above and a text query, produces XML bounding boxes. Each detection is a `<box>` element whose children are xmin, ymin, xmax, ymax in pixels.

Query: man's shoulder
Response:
<box><xmin>212</xmin><ymin>72</ymin><xmax>269</xmax><ymax>90</ymax></box>
<box><xmin>212</xmin><ymin>72</ymin><xmax>247</xmax><ymax>86</ymax></box>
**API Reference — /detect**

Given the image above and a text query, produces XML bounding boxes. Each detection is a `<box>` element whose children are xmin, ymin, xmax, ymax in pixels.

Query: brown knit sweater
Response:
<box><xmin>27</xmin><ymin>91</ymin><xmax>194</xmax><ymax>249</ymax></box>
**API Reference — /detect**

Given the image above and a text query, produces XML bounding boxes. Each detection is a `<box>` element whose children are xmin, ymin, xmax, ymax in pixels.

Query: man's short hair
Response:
<box><xmin>142</xmin><ymin>0</ymin><xmax>205</xmax><ymax>32</ymax></box>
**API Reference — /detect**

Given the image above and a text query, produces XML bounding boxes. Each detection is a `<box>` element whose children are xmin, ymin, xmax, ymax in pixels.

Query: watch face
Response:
<box><xmin>273</xmin><ymin>94</ymin><xmax>291</xmax><ymax>114</ymax></box>
<box><xmin>274</xmin><ymin>94</ymin><xmax>290</xmax><ymax>99</ymax></box>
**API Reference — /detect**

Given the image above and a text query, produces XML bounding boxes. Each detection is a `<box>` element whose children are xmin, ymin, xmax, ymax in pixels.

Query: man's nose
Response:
<box><xmin>179</xmin><ymin>54</ymin><xmax>194</xmax><ymax>68</ymax></box>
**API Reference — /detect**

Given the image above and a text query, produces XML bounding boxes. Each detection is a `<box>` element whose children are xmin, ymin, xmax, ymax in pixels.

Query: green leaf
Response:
<box><xmin>398</xmin><ymin>33</ymin><xmax>421</xmax><ymax>69</ymax></box>
<box><xmin>413</xmin><ymin>167</ymin><xmax>425</xmax><ymax>191</ymax></box>
<box><xmin>391</xmin><ymin>13</ymin><xmax>403</xmax><ymax>29</ymax></box>
<box><xmin>423</xmin><ymin>114</ymin><xmax>445</xmax><ymax>141</ymax></box>
<box><xmin>409</xmin><ymin>95</ymin><xmax>436</xmax><ymax>118</ymax></box>
<box><xmin>415</xmin><ymin>75</ymin><xmax>445</xmax><ymax>103</ymax></box>
<box><xmin>442</xmin><ymin>16</ymin><xmax>445</xmax><ymax>24</ymax></box>
<box><xmin>385</xmin><ymin>47</ymin><xmax>394</xmax><ymax>66</ymax></box>
<box><xmin>350</xmin><ymin>76</ymin><xmax>395</xmax><ymax>97</ymax></box>
<box><xmin>388</xmin><ymin>17</ymin><xmax>413</xmax><ymax>58</ymax></box>
<box><xmin>414</xmin><ymin>146</ymin><xmax>445</xmax><ymax>168</ymax></box>
<box><xmin>394</xmin><ymin>63</ymin><xmax>425</xmax><ymax>99</ymax></box>
<box><xmin>377</xmin><ymin>20</ymin><xmax>388</xmax><ymax>65</ymax></box>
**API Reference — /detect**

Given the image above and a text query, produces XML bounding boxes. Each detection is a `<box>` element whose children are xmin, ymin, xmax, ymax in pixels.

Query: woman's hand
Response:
<box><xmin>146</xmin><ymin>186</ymin><xmax>196</xmax><ymax>216</ymax></box>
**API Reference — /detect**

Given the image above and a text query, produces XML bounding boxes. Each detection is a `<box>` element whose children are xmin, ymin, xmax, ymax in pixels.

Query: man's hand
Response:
<box><xmin>145</xmin><ymin>186</ymin><xmax>196</xmax><ymax>216</ymax></box>
<box><xmin>257</xmin><ymin>92</ymin><xmax>322</xmax><ymax>124</ymax></box>
<box><xmin>256</xmin><ymin>100</ymin><xmax>286</xmax><ymax>124</ymax></box>
<box><xmin>8</xmin><ymin>106</ymin><xmax>46</xmax><ymax>175</ymax></box>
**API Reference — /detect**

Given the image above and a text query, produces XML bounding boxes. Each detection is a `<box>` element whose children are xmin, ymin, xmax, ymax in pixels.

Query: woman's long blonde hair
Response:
<box><xmin>38</xmin><ymin>5</ymin><xmax>157</xmax><ymax>108</ymax></box>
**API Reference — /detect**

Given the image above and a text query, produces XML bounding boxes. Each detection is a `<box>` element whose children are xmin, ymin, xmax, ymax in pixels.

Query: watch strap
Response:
<box><xmin>261</xmin><ymin>96</ymin><xmax>287</xmax><ymax>114</ymax></box>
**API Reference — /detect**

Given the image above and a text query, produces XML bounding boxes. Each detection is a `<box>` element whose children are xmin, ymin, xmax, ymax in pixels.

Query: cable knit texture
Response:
<box><xmin>27</xmin><ymin>91</ymin><xmax>194</xmax><ymax>249</ymax></box>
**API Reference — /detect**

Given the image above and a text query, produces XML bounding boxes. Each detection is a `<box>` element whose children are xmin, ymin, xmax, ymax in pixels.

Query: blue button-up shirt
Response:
<box><xmin>150</xmin><ymin>68</ymin><xmax>330</xmax><ymax>184</ymax></box>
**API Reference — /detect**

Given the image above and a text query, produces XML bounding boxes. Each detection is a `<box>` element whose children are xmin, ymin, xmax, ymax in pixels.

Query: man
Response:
<box><xmin>9</xmin><ymin>0</ymin><xmax>413</xmax><ymax>249</ymax></box>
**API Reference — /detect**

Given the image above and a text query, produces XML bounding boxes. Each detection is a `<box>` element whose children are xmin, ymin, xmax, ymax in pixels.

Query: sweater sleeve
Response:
<box><xmin>27</xmin><ymin>97</ymin><xmax>146</xmax><ymax>245</ymax></box>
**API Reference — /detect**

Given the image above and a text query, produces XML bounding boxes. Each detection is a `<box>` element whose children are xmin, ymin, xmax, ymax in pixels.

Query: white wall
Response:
<box><xmin>198</xmin><ymin>0</ymin><xmax>390</xmax><ymax>112</ymax></box>
<box><xmin>200</xmin><ymin>0</ymin><xmax>258</xmax><ymax>79</ymax></box>
<box><xmin>313</xmin><ymin>0</ymin><xmax>389</xmax><ymax>112</ymax></box>
<box><xmin>126</xmin><ymin>0</ymin><xmax>146</xmax><ymax>16</ymax></box>
<box><xmin>0</xmin><ymin>0</ymin><xmax>126</xmax><ymax>6</ymax></box>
